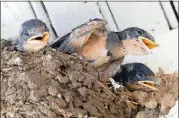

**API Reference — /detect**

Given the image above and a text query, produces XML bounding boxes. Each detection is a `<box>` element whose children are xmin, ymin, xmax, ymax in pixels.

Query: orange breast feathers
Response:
<box><xmin>78</xmin><ymin>34</ymin><xmax>108</xmax><ymax>61</ymax></box>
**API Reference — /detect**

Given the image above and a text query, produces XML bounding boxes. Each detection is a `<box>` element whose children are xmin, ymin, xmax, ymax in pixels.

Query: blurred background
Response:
<box><xmin>1</xmin><ymin>1</ymin><xmax>178</xmax><ymax>44</ymax></box>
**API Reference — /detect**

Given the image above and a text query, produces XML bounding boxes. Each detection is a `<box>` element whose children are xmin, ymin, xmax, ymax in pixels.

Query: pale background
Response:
<box><xmin>1</xmin><ymin>2</ymin><xmax>178</xmax><ymax>43</ymax></box>
<box><xmin>1</xmin><ymin>2</ymin><xmax>178</xmax><ymax>118</ymax></box>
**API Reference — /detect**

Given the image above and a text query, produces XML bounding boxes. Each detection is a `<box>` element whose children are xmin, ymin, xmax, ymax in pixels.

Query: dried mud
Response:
<box><xmin>1</xmin><ymin>40</ymin><xmax>178</xmax><ymax>118</ymax></box>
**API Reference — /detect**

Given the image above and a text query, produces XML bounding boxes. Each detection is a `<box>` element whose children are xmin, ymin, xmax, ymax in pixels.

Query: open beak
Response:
<box><xmin>138</xmin><ymin>80</ymin><xmax>160</xmax><ymax>91</ymax></box>
<box><xmin>138</xmin><ymin>37</ymin><xmax>159</xmax><ymax>49</ymax></box>
<box><xmin>24</xmin><ymin>32</ymin><xmax>50</xmax><ymax>52</ymax></box>
<box><xmin>41</xmin><ymin>32</ymin><xmax>50</xmax><ymax>44</ymax></box>
<box><xmin>122</xmin><ymin>37</ymin><xmax>158</xmax><ymax>56</ymax></box>
<box><xmin>27</xmin><ymin>32</ymin><xmax>50</xmax><ymax>44</ymax></box>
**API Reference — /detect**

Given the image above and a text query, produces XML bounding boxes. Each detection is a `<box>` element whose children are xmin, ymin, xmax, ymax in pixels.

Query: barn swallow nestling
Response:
<box><xmin>51</xmin><ymin>18</ymin><xmax>159</xmax><ymax>68</ymax></box>
<box><xmin>111</xmin><ymin>63</ymin><xmax>160</xmax><ymax>91</ymax></box>
<box><xmin>9</xmin><ymin>18</ymin><xmax>160</xmax><ymax>91</ymax></box>
<box><xmin>12</xmin><ymin>19</ymin><xmax>50</xmax><ymax>52</ymax></box>
<box><xmin>50</xmin><ymin>18</ymin><xmax>160</xmax><ymax>90</ymax></box>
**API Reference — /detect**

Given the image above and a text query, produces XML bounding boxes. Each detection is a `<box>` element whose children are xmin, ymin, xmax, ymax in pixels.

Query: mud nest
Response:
<box><xmin>1</xmin><ymin>40</ymin><xmax>178</xmax><ymax>118</ymax></box>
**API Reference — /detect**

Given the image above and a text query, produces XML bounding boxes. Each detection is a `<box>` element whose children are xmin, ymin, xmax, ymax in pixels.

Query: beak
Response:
<box><xmin>138</xmin><ymin>80</ymin><xmax>160</xmax><ymax>91</ymax></box>
<box><xmin>138</xmin><ymin>37</ymin><xmax>159</xmax><ymax>49</ymax></box>
<box><xmin>24</xmin><ymin>32</ymin><xmax>49</xmax><ymax>52</ymax></box>
<box><xmin>27</xmin><ymin>32</ymin><xmax>49</xmax><ymax>44</ymax></box>
<box><xmin>41</xmin><ymin>32</ymin><xmax>50</xmax><ymax>44</ymax></box>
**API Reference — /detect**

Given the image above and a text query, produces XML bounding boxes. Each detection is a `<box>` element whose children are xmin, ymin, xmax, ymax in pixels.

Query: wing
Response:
<box><xmin>106</xmin><ymin>32</ymin><xmax>125</xmax><ymax>60</ymax></box>
<box><xmin>51</xmin><ymin>18</ymin><xmax>108</xmax><ymax>54</ymax></box>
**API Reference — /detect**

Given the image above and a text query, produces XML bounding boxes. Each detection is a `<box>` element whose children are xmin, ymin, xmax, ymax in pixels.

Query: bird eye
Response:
<box><xmin>24</xmin><ymin>33</ymin><xmax>29</xmax><ymax>36</ymax></box>
<box><xmin>23</xmin><ymin>31</ymin><xmax>29</xmax><ymax>36</ymax></box>
<box><xmin>137</xmin><ymin>72</ymin><xmax>144</xmax><ymax>77</ymax></box>
<box><xmin>137</xmin><ymin>31</ymin><xmax>142</xmax><ymax>35</ymax></box>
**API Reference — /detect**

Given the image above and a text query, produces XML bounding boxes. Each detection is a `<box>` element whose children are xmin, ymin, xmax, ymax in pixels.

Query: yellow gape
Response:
<box><xmin>41</xmin><ymin>32</ymin><xmax>50</xmax><ymax>44</ymax></box>
<box><xmin>138</xmin><ymin>37</ymin><xmax>159</xmax><ymax>49</ymax></box>
<box><xmin>24</xmin><ymin>32</ymin><xmax>50</xmax><ymax>52</ymax></box>
<box><xmin>138</xmin><ymin>81</ymin><xmax>159</xmax><ymax>91</ymax></box>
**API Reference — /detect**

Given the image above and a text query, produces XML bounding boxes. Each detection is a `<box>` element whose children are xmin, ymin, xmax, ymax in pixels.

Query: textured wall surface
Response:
<box><xmin>1</xmin><ymin>1</ymin><xmax>178</xmax><ymax>42</ymax></box>
<box><xmin>44</xmin><ymin>2</ymin><xmax>102</xmax><ymax>38</ymax></box>
<box><xmin>108</xmin><ymin>2</ymin><xmax>171</xmax><ymax>37</ymax></box>
<box><xmin>1</xmin><ymin>2</ymin><xmax>36</xmax><ymax>40</ymax></box>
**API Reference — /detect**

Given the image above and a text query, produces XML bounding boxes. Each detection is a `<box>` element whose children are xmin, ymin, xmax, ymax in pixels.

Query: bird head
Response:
<box><xmin>14</xmin><ymin>19</ymin><xmax>49</xmax><ymax>52</ymax></box>
<box><xmin>118</xmin><ymin>27</ymin><xmax>159</xmax><ymax>56</ymax></box>
<box><xmin>112</xmin><ymin>63</ymin><xmax>160</xmax><ymax>91</ymax></box>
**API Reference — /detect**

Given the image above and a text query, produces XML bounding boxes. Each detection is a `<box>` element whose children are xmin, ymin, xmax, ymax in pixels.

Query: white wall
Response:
<box><xmin>43</xmin><ymin>2</ymin><xmax>102</xmax><ymax>37</ymax></box>
<box><xmin>1</xmin><ymin>2</ymin><xmax>178</xmax><ymax>43</ymax></box>
<box><xmin>108</xmin><ymin>2</ymin><xmax>170</xmax><ymax>37</ymax></box>
<box><xmin>1</xmin><ymin>2</ymin><xmax>36</xmax><ymax>40</ymax></box>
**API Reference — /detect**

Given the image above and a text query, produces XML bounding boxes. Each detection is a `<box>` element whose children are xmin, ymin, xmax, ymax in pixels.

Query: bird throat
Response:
<box><xmin>122</xmin><ymin>39</ymin><xmax>151</xmax><ymax>56</ymax></box>
<box><xmin>24</xmin><ymin>32</ymin><xmax>49</xmax><ymax>52</ymax></box>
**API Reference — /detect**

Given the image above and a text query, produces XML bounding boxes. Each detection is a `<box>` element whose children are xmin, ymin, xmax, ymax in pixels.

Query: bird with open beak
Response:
<box><xmin>12</xmin><ymin>19</ymin><xmax>50</xmax><ymax>52</ymax></box>
<box><xmin>111</xmin><ymin>63</ymin><xmax>160</xmax><ymax>91</ymax></box>
<box><xmin>51</xmin><ymin>18</ymin><xmax>160</xmax><ymax>91</ymax></box>
<box><xmin>12</xmin><ymin>18</ymin><xmax>160</xmax><ymax>91</ymax></box>
<box><xmin>51</xmin><ymin>18</ymin><xmax>159</xmax><ymax>67</ymax></box>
